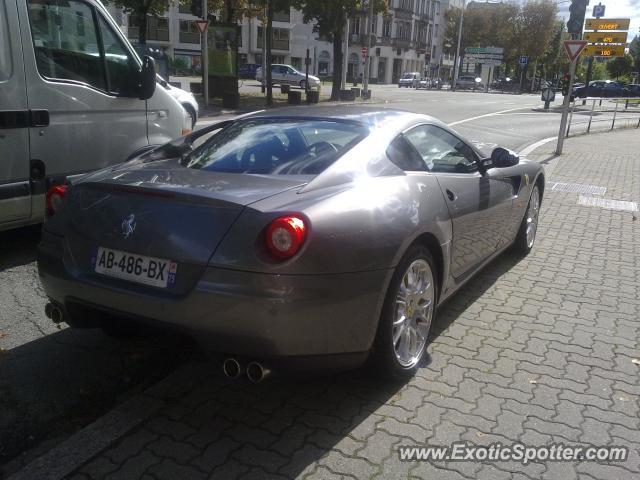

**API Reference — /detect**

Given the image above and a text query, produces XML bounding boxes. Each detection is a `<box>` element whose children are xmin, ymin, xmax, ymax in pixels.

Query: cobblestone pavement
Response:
<box><xmin>12</xmin><ymin>129</ymin><xmax>640</xmax><ymax>480</ymax></box>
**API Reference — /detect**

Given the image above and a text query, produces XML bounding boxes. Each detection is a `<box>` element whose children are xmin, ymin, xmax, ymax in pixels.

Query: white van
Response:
<box><xmin>0</xmin><ymin>0</ymin><xmax>191</xmax><ymax>231</ymax></box>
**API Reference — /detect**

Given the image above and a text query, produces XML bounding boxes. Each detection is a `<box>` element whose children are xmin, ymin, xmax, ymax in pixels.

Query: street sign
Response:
<box><xmin>194</xmin><ymin>20</ymin><xmax>209</xmax><ymax>34</ymax></box>
<box><xmin>584</xmin><ymin>18</ymin><xmax>630</xmax><ymax>30</ymax></box>
<box><xmin>464</xmin><ymin>46</ymin><xmax>504</xmax><ymax>55</ymax></box>
<box><xmin>519</xmin><ymin>55</ymin><xmax>528</xmax><ymax>66</ymax></box>
<box><xmin>581</xmin><ymin>44</ymin><xmax>625</xmax><ymax>57</ymax></box>
<box><xmin>583</xmin><ymin>31</ymin><xmax>628</xmax><ymax>44</ymax></box>
<box><xmin>563</xmin><ymin>40</ymin><xmax>588</xmax><ymax>62</ymax></box>
<box><xmin>592</xmin><ymin>3</ymin><xmax>605</xmax><ymax>18</ymax></box>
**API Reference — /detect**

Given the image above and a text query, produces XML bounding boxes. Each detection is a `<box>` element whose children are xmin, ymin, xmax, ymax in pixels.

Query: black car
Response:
<box><xmin>624</xmin><ymin>84</ymin><xmax>640</xmax><ymax>97</ymax></box>
<box><xmin>238</xmin><ymin>63</ymin><xmax>260</xmax><ymax>79</ymax></box>
<box><xmin>572</xmin><ymin>80</ymin><xmax>625</xmax><ymax>99</ymax></box>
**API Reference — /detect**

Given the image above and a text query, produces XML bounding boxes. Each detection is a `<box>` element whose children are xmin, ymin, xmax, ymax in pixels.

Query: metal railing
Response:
<box><xmin>565</xmin><ymin>97</ymin><xmax>640</xmax><ymax>137</ymax></box>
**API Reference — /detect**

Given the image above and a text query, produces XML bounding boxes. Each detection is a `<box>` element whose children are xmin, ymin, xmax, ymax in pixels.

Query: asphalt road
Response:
<box><xmin>1</xmin><ymin>87</ymin><xmax>637</xmax><ymax>476</ymax></box>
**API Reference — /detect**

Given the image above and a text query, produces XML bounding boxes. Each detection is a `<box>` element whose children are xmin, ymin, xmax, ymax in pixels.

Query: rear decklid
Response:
<box><xmin>56</xmin><ymin>159</ymin><xmax>306</xmax><ymax>293</ymax></box>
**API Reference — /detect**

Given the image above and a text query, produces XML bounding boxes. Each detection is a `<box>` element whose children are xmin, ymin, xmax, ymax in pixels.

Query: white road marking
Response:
<box><xmin>578</xmin><ymin>195</ymin><xmax>638</xmax><ymax>212</ymax></box>
<box><xmin>447</xmin><ymin>106</ymin><xmax>538</xmax><ymax>126</ymax></box>
<box><xmin>518</xmin><ymin>136</ymin><xmax>557</xmax><ymax>156</ymax></box>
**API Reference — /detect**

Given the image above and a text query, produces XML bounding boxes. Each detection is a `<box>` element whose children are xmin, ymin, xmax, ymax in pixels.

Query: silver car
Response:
<box><xmin>38</xmin><ymin>107</ymin><xmax>544</xmax><ymax>380</ymax></box>
<box><xmin>256</xmin><ymin>64</ymin><xmax>320</xmax><ymax>89</ymax></box>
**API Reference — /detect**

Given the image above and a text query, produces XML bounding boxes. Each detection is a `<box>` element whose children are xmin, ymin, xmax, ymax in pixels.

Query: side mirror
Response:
<box><xmin>490</xmin><ymin>147</ymin><xmax>519</xmax><ymax>168</ymax></box>
<box><xmin>138</xmin><ymin>56</ymin><xmax>157</xmax><ymax>100</ymax></box>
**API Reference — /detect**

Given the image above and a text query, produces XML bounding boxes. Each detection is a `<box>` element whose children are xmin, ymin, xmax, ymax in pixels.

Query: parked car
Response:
<box><xmin>238</xmin><ymin>63</ymin><xmax>260</xmax><ymax>79</ymax></box>
<box><xmin>491</xmin><ymin>77</ymin><xmax>517</xmax><ymax>92</ymax></box>
<box><xmin>624</xmin><ymin>84</ymin><xmax>640</xmax><ymax>97</ymax></box>
<box><xmin>0</xmin><ymin>0</ymin><xmax>190</xmax><ymax>232</ymax></box>
<box><xmin>416</xmin><ymin>77</ymin><xmax>429</xmax><ymax>89</ymax></box>
<box><xmin>158</xmin><ymin>77</ymin><xmax>199</xmax><ymax>128</ymax></box>
<box><xmin>38</xmin><ymin>106</ymin><xmax>544</xmax><ymax>380</ymax></box>
<box><xmin>456</xmin><ymin>75</ymin><xmax>484</xmax><ymax>90</ymax></box>
<box><xmin>255</xmin><ymin>64</ymin><xmax>320</xmax><ymax>89</ymax></box>
<box><xmin>572</xmin><ymin>80</ymin><xmax>625</xmax><ymax>99</ymax></box>
<box><xmin>398</xmin><ymin>72</ymin><xmax>420</xmax><ymax>88</ymax></box>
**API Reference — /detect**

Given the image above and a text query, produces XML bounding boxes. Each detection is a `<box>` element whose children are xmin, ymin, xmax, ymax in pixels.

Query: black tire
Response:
<box><xmin>370</xmin><ymin>245</ymin><xmax>438</xmax><ymax>380</ymax></box>
<box><xmin>513</xmin><ymin>184</ymin><xmax>541</xmax><ymax>255</ymax></box>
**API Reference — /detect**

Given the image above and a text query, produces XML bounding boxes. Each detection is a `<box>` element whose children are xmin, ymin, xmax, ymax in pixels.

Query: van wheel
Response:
<box><xmin>371</xmin><ymin>246</ymin><xmax>438</xmax><ymax>379</ymax></box>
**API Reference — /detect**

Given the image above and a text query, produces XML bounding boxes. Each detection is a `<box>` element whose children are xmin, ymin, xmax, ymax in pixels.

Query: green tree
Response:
<box><xmin>606</xmin><ymin>53</ymin><xmax>633</xmax><ymax>80</ymax></box>
<box><xmin>443</xmin><ymin>1</ymin><xmax>558</xmax><ymax>78</ymax></box>
<box><xmin>107</xmin><ymin>0</ymin><xmax>176</xmax><ymax>45</ymax></box>
<box><xmin>293</xmin><ymin>0</ymin><xmax>387</xmax><ymax>100</ymax></box>
<box><xmin>629</xmin><ymin>35</ymin><xmax>640</xmax><ymax>71</ymax></box>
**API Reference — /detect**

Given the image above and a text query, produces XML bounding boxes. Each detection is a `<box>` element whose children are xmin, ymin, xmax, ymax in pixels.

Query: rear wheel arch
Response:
<box><xmin>534</xmin><ymin>173</ymin><xmax>545</xmax><ymax>200</ymax></box>
<box><xmin>410</xmin><ymin>232</ymin><xmax>444</xmax><ymax>298</ymax></box>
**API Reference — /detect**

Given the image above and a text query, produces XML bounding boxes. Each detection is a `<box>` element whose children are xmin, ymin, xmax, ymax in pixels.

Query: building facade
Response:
<box><xmin>107</xmin><ymin>1</ymin><xmax>449</xmax><ymax>84</ymax></box>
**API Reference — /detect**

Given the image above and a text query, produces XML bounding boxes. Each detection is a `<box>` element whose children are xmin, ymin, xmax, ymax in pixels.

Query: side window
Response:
<box><xmin>27</xmin><ymin>0</ymin><xmax>105</xmax><ymax>90</ymax></box>
<box><xmin>0</xmin><ymin>1</ymin><xmax>11</xmax><ymax>81</ymax></box>
<box><xmin>386</xmin><ymin>135</ymin><xmax>426</xmax><ymax>171</ymax></box>
<box><xmin>404</xmin><ymin>125</ymin><xmax>478</xmax><ymax>174</ymax></box>
<box><xmin>97</xmin><ymin>16</ymin><xmax>136</xmax><ymax>95</ymax></box>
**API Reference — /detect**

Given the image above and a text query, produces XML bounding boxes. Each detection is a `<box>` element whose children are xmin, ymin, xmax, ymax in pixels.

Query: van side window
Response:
<box><xmin>0</xmin><ymin>1</ymin><xmax>13</xmax><ymax>81</ymax></box>
<box><xmin>27</xmin><ymin>0</ymin><xmax>106</xmax><ymax>90</ymax></box>
<box><xmin>97</xmin><ymin>16</ymin><xmax>137</xmax><ymax>96</ymax></box>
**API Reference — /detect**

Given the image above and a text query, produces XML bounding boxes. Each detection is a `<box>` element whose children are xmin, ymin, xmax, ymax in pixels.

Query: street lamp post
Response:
<box><xmin>452</xmin><ymin>0</ymin><xmax>465</xmax><ymax>92</ymax></box>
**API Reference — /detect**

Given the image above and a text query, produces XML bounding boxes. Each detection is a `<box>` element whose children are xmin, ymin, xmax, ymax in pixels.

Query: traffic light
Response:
<box><xmin>190</xmin><ymin>0</ymin><xmax>202</xmax><ymax>18</ymax></box>
<box><xmin>567</xmin><ymin>0</ymin><xmax>589</xmax><ymax>35</ymax></box>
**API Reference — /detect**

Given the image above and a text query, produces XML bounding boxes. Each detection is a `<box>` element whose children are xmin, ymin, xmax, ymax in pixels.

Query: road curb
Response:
<box><xmin>8</xmin><ymin>362</ymin><xmax>209</xmax><ymax>480</ymax></box>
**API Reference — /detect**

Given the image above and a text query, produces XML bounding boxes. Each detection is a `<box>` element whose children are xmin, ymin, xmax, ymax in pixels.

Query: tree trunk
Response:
<box><xmin>224</xmin><ymin>0</ymin><xmax>234</xmax><ymax>23</ymax></box>
<box><xmin>266</xmin><ymin>0</ymin><xmax>274</xmax><ymax>106</ymax></box>
<box><xmin>331</xmin><ymin>31</ymin><xmax>343</xmax><ymax>101</ymax></box>
<box><xmin>137</xmin><ymin>11</ymin><xmax>148</xmax><ymax>46</ymax></box>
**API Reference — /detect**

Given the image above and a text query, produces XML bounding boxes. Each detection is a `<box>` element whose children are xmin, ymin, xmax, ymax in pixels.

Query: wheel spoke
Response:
<box><xmin>393</xmin><ymin>322</ymin><xmax>406</xmax><ymax>345</ymax></box>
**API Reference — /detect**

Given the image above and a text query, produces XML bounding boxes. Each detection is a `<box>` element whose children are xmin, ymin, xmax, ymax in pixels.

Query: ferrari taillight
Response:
<box><xmin>46</xmin><ymin>184</ymin><xmax>68</xmax><ymax>216</ymax></box>
<box><xmin>266</xmin><ymin>215</ymin><xmax>307</xmax><ymax>259</ymax></box>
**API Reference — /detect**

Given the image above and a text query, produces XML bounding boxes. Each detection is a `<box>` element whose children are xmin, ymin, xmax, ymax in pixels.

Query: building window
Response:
<box><xmin>435</xmin><ymin>1</ymin><xmax>440</xmax><ymax>15</ymax></box>
<box><xmin>371</xmin><ymin>15</ymin><xmax>377</xmax><ymax>34</ymax></box>
<box><xmin>174</xmin><ymin>52</ymin><xmax>201</xmax><ymax>74</ymax></box>
<box><xmin>128</xmin><ymin>15</ymin><xmax>169</xmax><ymax>42</ymax></box>
<box><xmin>349</xmin><ymin>16</ymin><xmax>360</xmax><ymax>35</ymax></box>
<box><xmin>382</xmin><ymin>17</ymin><xmax>392</xmax><ymax>37</ymax></box>
<box><xmin>179</xmin><ymin>20</ymin><xmax>200</xmax><ymax>44</ymax></box>
<box><xmin>239</xmin><ymin>53</ymin><xmax>247</xmax><ymax>65</ymax></box>
<box><xmin>257</xmin><ymin>26</ymin><xmax>289</xmax><ymax>51</ymax></box>
<box><xmin>291</xmin><ymin>57</ymin><xmax>302</xmax><ymax>69</ymax></box>
<box><xmin>273</xmin><ymin>9</ymin><xmax>290</xmax><ymax>22</ymax></box>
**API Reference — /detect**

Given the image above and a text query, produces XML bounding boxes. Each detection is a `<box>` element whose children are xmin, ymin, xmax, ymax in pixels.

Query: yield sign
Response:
<box><xmin>563</xmin><ymin>40</ymin><xmax>587</xmax><ymax>62</ymax></box>
<box><xmin>194</xmin><ymin>20</ymin><xmax>209</xmax><ymax>34</ymax></box>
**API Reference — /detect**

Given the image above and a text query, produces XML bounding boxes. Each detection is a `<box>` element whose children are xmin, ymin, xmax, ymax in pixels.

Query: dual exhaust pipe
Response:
<box><xmin>45</xmin><ymin>302</ymin><xmax>64</xmax><ymax>324</ymax></box>
<box><xmin>222</xmin><ymin>358</ymin><xmax>271</xmax><ymax>383</ymax></box>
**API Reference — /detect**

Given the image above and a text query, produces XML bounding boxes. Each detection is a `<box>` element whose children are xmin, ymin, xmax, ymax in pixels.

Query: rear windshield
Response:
<box><xmin>402</xmin><ymin>73</ymin><xmax>415</xmax><ymax>79</ymax></box>
<box><xmin>183</xmin><ymin>119</ymin><xmax>368</xmax><ymax>175</ymax></box>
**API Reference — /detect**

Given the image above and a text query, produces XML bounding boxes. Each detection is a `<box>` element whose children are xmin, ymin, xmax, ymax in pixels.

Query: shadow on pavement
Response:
<box><xmin>0</xmin><ymin>225</ymin><xmax>41</xmax><ymax>272</ymax></box>
<box><xmin>0</xmin><ymin>327</ymin><xmax>197</xmax><ymax>476</ymax></box>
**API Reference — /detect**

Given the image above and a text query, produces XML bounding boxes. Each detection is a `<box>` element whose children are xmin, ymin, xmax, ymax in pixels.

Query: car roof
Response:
<box><xmin>242</xmin><ymin>106</ymin><xmax>432</xmax><ymax>128</ymax></box>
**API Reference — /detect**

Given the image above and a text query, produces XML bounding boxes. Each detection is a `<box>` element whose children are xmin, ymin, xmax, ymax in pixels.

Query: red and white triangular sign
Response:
<box><xmin>194</xmin><ymin>20</ymin><xmax>209</xmax><ymax>34</ymax></box>
<box><xmin>563</xmin><ymin>40</ymin><xmax>587</xmax><ymax>62</ymax></box>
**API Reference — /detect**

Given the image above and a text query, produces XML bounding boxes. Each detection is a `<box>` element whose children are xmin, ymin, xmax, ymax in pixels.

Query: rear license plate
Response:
<box><xmin>93</xmin><ymin>247</ymin><xmax>177</xmax><ymax>288</ymax></box>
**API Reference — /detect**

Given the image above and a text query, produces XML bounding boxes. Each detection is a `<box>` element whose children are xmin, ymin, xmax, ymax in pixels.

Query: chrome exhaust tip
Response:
<box><xmin>45</xmin><ymin>302</ymin><xmax>54</xmax><ymax>319</ymax></box>
<box><xmin>47</xmin><ymin>304</ymin><xmax>64</xmax><ymax>324</ymax></box>
<box><xmin>246</xmin><ymin>361</ymin><xmax>271</xmax><ymax>383</ymax></box>
<box><xmin>222</xmin><ymin>358</ymin><xmax>243</xmax><ymax>379</ymax></box>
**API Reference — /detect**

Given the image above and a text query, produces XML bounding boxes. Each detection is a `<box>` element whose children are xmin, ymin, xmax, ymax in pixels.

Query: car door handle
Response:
<box><xmin>445</xmin><ymin>189</ymin><xmax>457</xmax><ymax>201</ymax></box>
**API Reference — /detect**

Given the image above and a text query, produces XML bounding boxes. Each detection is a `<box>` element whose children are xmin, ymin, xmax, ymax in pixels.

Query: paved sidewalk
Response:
<box><xmin>11</xmin><ymin>130</ymin><xmax>640</xmax><ymax>480</ymax></box>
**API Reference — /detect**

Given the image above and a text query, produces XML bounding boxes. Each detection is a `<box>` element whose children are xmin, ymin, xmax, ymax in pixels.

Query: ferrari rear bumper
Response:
<box><xmin>38</xmin><ymin>231</ymin><xmax>392</xmax><ymax>360</ymax></box>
